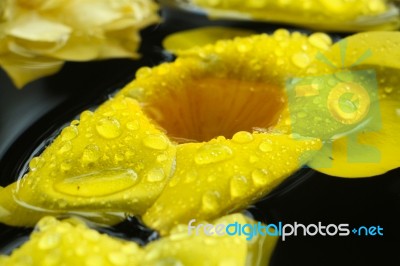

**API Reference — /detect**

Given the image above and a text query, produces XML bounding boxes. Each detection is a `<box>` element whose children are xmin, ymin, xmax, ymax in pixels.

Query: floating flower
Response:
<box><xmin>0</xmin><ymin>214</ymin><xmax>277</xmax><ymax>266</ymax></box>
<box><xmin>0</xmin><ymin>30</ymin><xmax>399</xmax><ymax>237</ymax></box>
<box><xmin>171</xmin><ymin>0</ymin><xmax>400</xmax><ymax>32</ymax></box>
<box><xmin>0</xmin><ymin>0</ymin><xmax>159</xmax><ymax>87</ymax></box>
<box><xmin>0</xmin><ymin>30</ymin><xmax>323</xmax><ymax>228</ymax></box>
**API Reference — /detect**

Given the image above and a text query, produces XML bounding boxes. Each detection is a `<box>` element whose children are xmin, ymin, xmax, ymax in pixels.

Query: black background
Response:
<box><xmin>1</xmin><ymin>7</ymin><xmax>399</xmax><ymax>266</ymax></box>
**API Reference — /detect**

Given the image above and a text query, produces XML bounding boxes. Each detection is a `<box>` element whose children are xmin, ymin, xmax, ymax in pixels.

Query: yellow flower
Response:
<box><xmin>178</xmin><ymin>0</ymin><xmax>399</xmax><ymax>32</ymax></box>
<box><xmin>0</xmin><ymin>30</ymin><xmax>323</xmax><ymax>230</ymax></box>
<box><xmin>0</xmin><ymin>214</ymin><xmax>277</xmax><ymax>266</ymax></box>
<box><xmin>1</xmin><ymin>29</ymin><xmax>399</xmax><ymax>237</ymax></box>
<box><xmin>0</xmin><ymin>0</ymin><xmax>159</xmax><ymax>87</ymax></box>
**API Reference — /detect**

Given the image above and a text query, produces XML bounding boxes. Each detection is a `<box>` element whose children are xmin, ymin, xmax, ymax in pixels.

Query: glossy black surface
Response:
<box><xmin>0</xmin><ymin>7</ymin><xmax>399</xmax><ymax>266</ymax></box>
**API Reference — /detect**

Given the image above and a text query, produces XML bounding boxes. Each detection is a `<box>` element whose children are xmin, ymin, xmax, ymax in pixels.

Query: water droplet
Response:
<box><xmin>146</xmin><ymin>168</ymin><xmax>165</xmax><ymax>182</ymax></box>
<box><xmin>237</xmin><ymin>43</ymin><xmax>250</xmax><ymax>53</ymax></box>
<box><xmin>249</xmin><ymin>155</ymin><xmax>259</xmax><ymax>164</ymax></box>
<box><xmin>44</xmin><ymin>250</ymin><xmax>61</xmax><ymax>265</ymax></box>
<box><xmin>83</xmin><ymin>230</ymin><xmax>100</xmax><ymax>242</ymax></box>
<box><xmin>108</xmin><ymin>252</ymin><xmax>128</xmax><ymax>265</ymax></box>
<box><xmin>38</xmin><ymin>233</ymin><xmax>60</xmax><ymax>250</ymax></box>
<box><xmin>259</xmin><ymin>140</ymin><xmax>273</xmax><ymax>152</ymax></box>
<box><xmin>61</xmin><ymin>126</ymin><xmax>78</xmax><ymax>141</ymax></box>
<box><xmin>201</xmin><ymin>191</ymin><xmax>220</xmax><ymax>213</ymax></box>
<box><xmin>126</xmin><ymin>120</ymin><xmax>139</xmax><ymax>131</ymax></box>
<box><xmin>195</xmin><ymin>144</ymin><xmax>233</xmax><ymax>165</ymax></box>
<box><xmin>156</xmin><ymin>154</ymin><xmax>168</xmax><ymax>163</ymax></box>
<box><xmin>60</xmin><ymin>160</ymin><xmax>72</xmax><ymax>172</ymax></box>
<box><xmin>230</xmin><ymin>175</ymin><xmax>249</xmax><ymax>199</ymax></box>
<box><xmin>384</xmin><ymin>87</ymin><xmax>393</xmax><ymax>94</ymax></box>
<box><xmin>54</xmin><ymin>169</ymin><xmax>138</xmax><ymax>197</ymax></box>
<box><xmin>29</xmin><ymin>157</ymin><xmax>44</xmax><ymax>171</ymax></box>
<box><xmin>168</xmin><ymin>176</ymin><xmax>180</xmax><ymax>187</ymax></box>
<box><xmin>143</xmin><ymin>135</ymin><xmax>169</xmax><ymax>150</ymax></box>
<box><xmin>58</xmin><ymin>141</ymin><xmax>72</xmax><ymax>154</ymax></box>
<box><xmin>309</xmin><ymin>33</ymin><xmax>332</xmax><ymax>50</ymax></box>
<box><xmin>251</xmin><ymin>169</ymin><xmax>269</xmax><ymax>187</ymax></box>
<box><xmin>86</xmin><ymin>255</ymin><xmax>104</xmax><ymax>266</ymax></box>
<box><xmin>232</xmin><ymin>131</ymin><xmax>254</xmax><ymax>144</ymax></box>
<box><xmin>96</xmin><ymin>117</ymin><xmax>121</xmax><ymax>139</ymax></box>
<box><xmin>82</xmin><ymin>144</ymin><xmax>101</xmax><ymax>163</ymax></box>
<box><xmin>273</xmin><ymin>29</ymin><xmax>289</xmax><ymax>40</ymax></box>
<box><xmin>136</xmin><ymin>67</ymin><xmax>152</xmax><ymax>78</ymax></box>
<box><xmin>71</xmin><ymin>120</ymin><xmax>79</xmax><ymax>126</ymax></box>
<box><xmin>80</xmin><ymin>111</ymin><xmax>93</xmax><ymax>122</ymax></box>
<box><xmin>184</xmin><ymin>170</ymin><xmax>198</xmax><ymax>183</ymax></box>
<box><xmin>292</xmin><ymin>52</ymin><xmax>310</xmax><ymax>68</ymax></box>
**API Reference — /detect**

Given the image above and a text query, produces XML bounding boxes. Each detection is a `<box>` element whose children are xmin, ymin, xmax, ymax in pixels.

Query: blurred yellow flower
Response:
<box><xmin>175</xmin><ymin>0</ymin><xmax>399</xmax><ymax>32</ymax></box>
<box><xmin>0</xmin><ymin>0</ymin><xmax>159</xmax><ymax>87</ymax></box>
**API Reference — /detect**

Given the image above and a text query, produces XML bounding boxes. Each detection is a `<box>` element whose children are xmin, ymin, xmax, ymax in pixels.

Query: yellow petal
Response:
<box><xmin>309</xmin><ymin>99</ymin><xmax>400</xmax><ymax>177</ymax></box>
<box><xmin>0</xmin><ymin>184</ymin><xmax>57</xmax><ymax>227</ymax></box>
<box><xmin>143</xmin><ymin>133</ymin><xmax>320</xmax><ymax>235</ymax></box>
<box><xmin>190</xmin><ymin>0</ymin><xmax>399</xmax><ymax>31</ymax></box>
<box><xmin>46</xmin><ymin>34</ymin><xmax>103</xmax><ymax>61</ymax></box>
<box><xmin>0</xmin><ymin>54</ymin><xmax>64</xmax><ymax>88</ymax></box>
<box><xmin>326</xmin><ymin>31</ymin><xmax>400</xmax><ymax>69</ymax></box>
<box><xmin>162</xmin><ymin>26</ymin><xmax>255</xmax><ymax>52</ymax></box>
<box><xmin>0</xmin><ymin>216</ymin><xmax>144</xmax><ymax>266</ymax></box>
<box><xmin>308</xmin><ymin>31</ymin><xmax>400</xmax><ymax>177</ymax></box>
<box><xmin>6</xmin><ymin>13</ymin><xmax>71</xmax><ymax>42</ymax></box>
<box><xmin>1</xmin><ymin>214</ymin><xmax>277</xmax><ymax>265</ymax></box>
<box><xmin>0</xmin><ymin>95</ymin><xmax>176</xmax><ymax>226</ymax></box>
<box><xmin>144</xmin><ymin>213</ymin><xmax>278</xmax><ymax>265</ymax></box>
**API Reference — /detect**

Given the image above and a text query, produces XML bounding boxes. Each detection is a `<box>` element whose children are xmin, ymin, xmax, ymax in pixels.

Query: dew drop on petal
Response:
<box><xmin>384</xmin><ymin>87</ymin><xmax>393</xmax><ymax>94</ymax></box>
<box><xmin>96</xmin><ymin>117</ymin><xmax>121</xmax><ymax>139</ymax></box>
<box><xmin>58</xmin><ymin>141</ymin><xmax>72</xmax><ymax>154</ymax></box>
<box><xmin>54</xmin><ymin>169</ymin><xmax>138</xmax><ymax>197</ymax></box>
<box><xmin>249</xmin><ymin>155</ymin><xmax>259</xmax><ymax>164</ymax></box>
<box><xmin>38</xmin><ymin>233</ymin><xmax>60</xmax><ymax>250</ymax></box>
<box><xmin>86</xmin><ymin>255</ymin><xmax>104</xmax><ymax>266</ymax></box>
<box><xmin>80</xmin><ymin>110</ymin><xmax>93</xmax><ymax>122</ymax></box>
<box><xmin>108</xmin><ymin>252</ymin><xmax>128</xmax><ymax>265</ymax></box>
<box><xmin>143</xmin><ymin>135</ymin><xmax>169</xmax><ymax>150</ymax></box>
<box><xmin>71</xmin><ymin>120</ymin><xmax>79</xmax><ymax>126</ymax></box>
<box><xmin>230</xmin><ymin>175</ymin><xmax>249</xmax><ymax>199</ymax></box>
<box><xmin>82</xmin><ymin>144</ymin><xmax>101</xmax><ymax>163</ymax></box>
<box><xmin>126</xmin><ymin>120</ymin><xmax>139</xmax><ymax>131</ymax></box>
<box><xmin>184</xmin><ymin>170</ymin><xmax>198</xmax><ymax>184</ymax></box>
<box><xmin>156</xmin><ymin>154</ymin><xmax>168</xmax><ymax>163</ymax></box>
<box><xmin>251</xmin><ymin>169</ymin><xmax>269</xmax><ymax>187</ymax></box>
<box><xmin>136</xmin><ymin>67</ymin><xmax>152</xmax><ymax>78</ymax></box>
<box><xmin>232</xmin><ymin>131</ymin><xmax>254</xmax><ymax>144</ymax></box>
<box><xmin>309</xmin><ymin>33</ymin><xmax>332</xmax><ymax>50</ymax></box>
<box><xmin>292</xmin><ymin>52</ymin><xmax>310</xmax><ymax>68</ymax></box>
<box><xmin>195</xmin><ymin>144</ymin><xmax>233</xmax><ymax>165</ymax></box>
<box><xmin>146</xmin><ymin>168</ymin><xmax>165</xmax><ymax>182</ymax></box>
<box><xmin>258</xmin><ymin>140</ymin><xmax>273</xmax><ymax>152</ymax></box>
<box><xmin>60</xmin><ymin>160</ymin><xmax>72</xmax><ymax>172</ymax></box>
<box><xmin>168</xmin><ymin>176</ymin><xmax>180</xmax><ymax>187</ymax></box>
<box><xmin>201</xmin><ymin>191</ymin><xmax>220</xmax><ymax>213</ymax></box>
<box><xmin>61</xmin><ymin>126</ymin><xmax>78</xmax><ymax>141</ymax></box>
<box><xmin>29</xmin><ymin>156</ymin><xmax>45</xmax><ymax>171</ymax></box>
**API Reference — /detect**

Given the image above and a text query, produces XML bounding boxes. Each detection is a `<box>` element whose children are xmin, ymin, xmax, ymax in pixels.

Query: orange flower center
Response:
<box><xmin>143</xmin><ymin>77</ymin><xmax>285</xmax><ymax>142</ymax></box>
